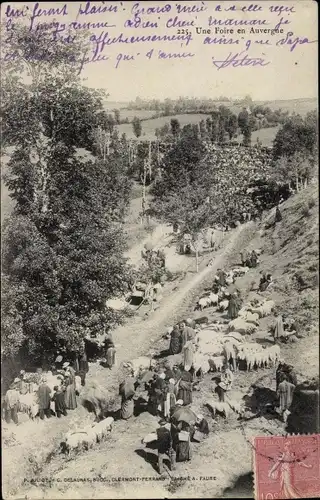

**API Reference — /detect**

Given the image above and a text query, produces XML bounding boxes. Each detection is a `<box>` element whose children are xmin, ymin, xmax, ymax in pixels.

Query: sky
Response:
<box><xmin>2</xmin><ymin>1</ymin><xmax>318</xmax><ymax>102</ymax></box>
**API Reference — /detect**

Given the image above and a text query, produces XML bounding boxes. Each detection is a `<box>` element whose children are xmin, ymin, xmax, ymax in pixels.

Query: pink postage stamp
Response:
<box><xmin>253</xmin><ymin>434</ymin><xmax>320</xmax><ymax>500</ymax></box>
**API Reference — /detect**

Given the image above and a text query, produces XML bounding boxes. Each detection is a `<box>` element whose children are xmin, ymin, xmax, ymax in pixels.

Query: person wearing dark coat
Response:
<box><xmin>149</xmin><ymin>373</ymin><xmax>167</xmax><ymax>416</ymax></box>
<box><xmin>275</xmin><ymin>205</ymin><xmax>282</xmax><ymax>223</ymax></box>
<box><xmin>250</xmin><ymin>250</ymin><xmax>258</xmax><ymax>268</ymax></box>
<box><xmin>171</xmin><ymin>420</ymin><xmax>192</xmax><ymax>462</ymax></box>
<box><xmin>104</xmin><ymin>333</ymin><xmax>116</xmax><ymax>369</ymax></box>
<box><xmin>156</xmin><ymin>419</ymin><xmax>176</xmax><ymax>474</ymax></box>
<box><xmin>79</xmin><ymin>351</ymin><xmax>89</xmax><ymax>386</ymax></box>
<box><xmin>169</xmin><ymin>326</ymin><xmax>181</xmax><ymax>355</ymax></box>
<box><xmin>177</xmin><ymin>370</ymin><xmax>193</xmax><ymax>405</ymax></box>
<box><xmin>217</xmin><ymin>269</ymin><xmax>227</xmax><ymax>287</ymax></box>
<box><xmin>228</xmin><ymin>293</ymin><xmax>240</xmax><ymax>320</ymax></box>
<box><xmin>38</xmin><ymin>378</ymin><xmax>52</xmax><ymax>419</ymax></box>
<box><xmin>52</xmin><ymin>386</ymin><xmax>67</xmax><ymax>418</ymax></box>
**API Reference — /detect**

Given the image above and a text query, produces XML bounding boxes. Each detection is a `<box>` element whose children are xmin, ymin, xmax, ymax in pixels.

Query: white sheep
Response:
<box><xmin>93</xmin><ymin>416</ymin><xmax>114</xmax><ymax>442</ymax></box>
<box><xmin>64</xmin><ymin>426</ymin><xmax>97</xmax><ymax>453</ymax></box>
<box><xmin>196</xmin><ymin>296</ymin><xmax>211</xmax><ymax>311</ymax></box>
<box><xmin>228</xmin><ymin>318</ymin><xmax>257</xmax><ymax>335</ymax></box>
<box><xmin>267</xmin><ymin>344</ymin><xmax>281</xmax><ymax>365</ymax></box>
<box><xmin>218</xmin><ymin>299</ymin><xmax>229</xmax><ymax>312</ymax></box>
<box><xmin>19</xmin><ymin>393</ymin><xmax>39</xmax><ymax>419</ymax></box>
<box><xmin>208</xmin><ymin>292</ymin><xmax>219</xmax><ymax>306</ymax></box>
<box><xmin>208</xmin><ymin>355</ymin><xmax>224</xmax><ymax>372</ymax></box>
<box><xmin>206</xmin><ymin>400</ymin><xmax>231</xmax><ymax>418</ymax></box>
<box><xmin>238</xmin><ymin>310</ymin><xmax>260</xmax><ymax>325</ymax></box>
<box><xmin>249</xmin><ymin>300</ymin><xmax>275</xmax><ymax>318</ymax></box>
<box><xmin>192</xmin><ymin>351</ymin><xmax>211</xmax><ymax>375</ymax></box>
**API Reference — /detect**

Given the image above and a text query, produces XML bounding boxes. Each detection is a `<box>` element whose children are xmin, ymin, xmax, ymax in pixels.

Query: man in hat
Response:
<box><xmin>4</xmin><ymin>382</ymin><xmax>20</xmax><ymax>425</ymax></box>
<box><xmin>156</xmin><ymin>419</ymin><xmax>176</xmax><ymax>475</ymax></box>
<box><xmin>38</xmin><ymin>377</ymin><xmax>52</xmax><ymax>419</ymax></box>
<box><xmin>18</xmin><ymin>371</ymin><xmax>29</xmax><ymax>395</ymax></box>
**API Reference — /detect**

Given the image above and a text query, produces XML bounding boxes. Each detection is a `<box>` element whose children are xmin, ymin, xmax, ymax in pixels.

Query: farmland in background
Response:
<box><xmin>116</xmin><ymin>113</ymin><xmax>211</xmax><ymax>140</ymax></box>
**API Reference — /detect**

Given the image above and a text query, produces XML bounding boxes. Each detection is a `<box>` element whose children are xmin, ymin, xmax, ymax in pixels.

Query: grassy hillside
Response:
<box><xmin>117</xmin><ymin>113</ymin><xmax>211</xmax><ymax>140</ymax></box>
<box><xmin>238</xmin><ymin>126</ymin><xmax>280</xmax><ymax>147</ymax></box>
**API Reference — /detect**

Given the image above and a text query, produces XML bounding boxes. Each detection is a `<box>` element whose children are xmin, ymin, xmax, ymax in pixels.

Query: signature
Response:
<box><xmin>212</xmin><ymin>50</ymin><xmax>270</xmax><ymax>70</ymax></box>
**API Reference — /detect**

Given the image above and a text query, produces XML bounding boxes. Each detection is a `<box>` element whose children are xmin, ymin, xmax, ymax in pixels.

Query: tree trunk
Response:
<box><xmin>295</xmin><ymin>175</ymin><xmax>299</xmax><ymax>192</ymax></box>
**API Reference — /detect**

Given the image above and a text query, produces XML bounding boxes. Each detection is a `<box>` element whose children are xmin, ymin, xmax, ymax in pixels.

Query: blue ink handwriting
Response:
<box><xmin>212</xmin><ymin>50</ymin><xmax>270</xmax><ymax>69</ymax></box>
<box><xmin>276</xmin><ymin>31</ymin><xmax>317</xmax><ymax>52</ymax></box>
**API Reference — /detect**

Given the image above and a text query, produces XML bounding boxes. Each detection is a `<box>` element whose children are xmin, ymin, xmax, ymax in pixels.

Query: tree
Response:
<box><xmin>132</xmin><ymin>116</ymin><xmax>142</xmax><ymax>138</ymax></box>
<box><xmin>1</xmin><ymin>22</ymin><xmax>133</xmax><ymax>364</ymax></box>
<box><xmin>114</xmin><ymin>109</ymin><xmax>121</xmax><ymax>125</ymax></box>
<box><xmin>238</xmin><ymin>108</ymin><xmax>250</xmax><ymax>134</ymax></box>
<box><xmin>273</xmin><ymin>113</ymin><xmax>318</xmax><ymax>159</ymax></box>
<box><xmin>225</xmin><ymin>113</ymin><xmax>238</xmax><ymax>140</ymax></box>
<box><xmin>170</xmin><ymin>118</ymin><xmax>181</xmax><ymax>140</ymax></box>
<box><xmin>211</xmin><ymin>110</ymin><xmax>220</xmax><ymax>142</ymax></box>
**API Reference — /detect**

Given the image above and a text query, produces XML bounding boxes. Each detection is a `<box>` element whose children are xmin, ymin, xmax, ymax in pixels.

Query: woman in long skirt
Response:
<box><xmin>64</xmin><ymin>376</ymin><xmax>77</xmax><ymax>410</ymax></box>
<box><xmin>175</xmin><ymin>422</ymin><xmax>192</xmax><ymax>462</ymax></box>
<box><xmin>177</xmin><ymin>370</ymin><xmax>193</xmax><ymax>405</ymax></box>
<box><xmin>169</xmin><ymin>326</ymin><xmax>181</xmax><ymax>355</ymax></box>
<box><xmin>105</xmin><ymin>333</ymin><xmax>116</xmax><ymax>369</ymax></box>
<box><xmin>120</xmin><ymin>396</ymin><xmax>134</xmax><ymax>419</ymax></box>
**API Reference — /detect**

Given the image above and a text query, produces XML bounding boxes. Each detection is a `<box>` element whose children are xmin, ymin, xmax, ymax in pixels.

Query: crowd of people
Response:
<box><xmin>3</xmin><ymin>351</ymin><xmax>89</xmax><ymax>425</ymax></box>
<box><xmin>3</xmin><ymin>200</ymin><xmax>305</xmax><ymax>478</ymax></box>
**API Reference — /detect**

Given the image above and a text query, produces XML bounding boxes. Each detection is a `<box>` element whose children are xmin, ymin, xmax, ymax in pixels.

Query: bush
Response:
<box><xmin>301</xmin><ymin>204</ymin><xmax>311</xmax><ymax>217</ymax></box>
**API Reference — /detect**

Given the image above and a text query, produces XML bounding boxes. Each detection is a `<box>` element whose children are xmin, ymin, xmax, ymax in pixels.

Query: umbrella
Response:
<box><xmin>171</xmin><ymin>407</ymin><xmax>197</xmax><ymax>425</ymax></box>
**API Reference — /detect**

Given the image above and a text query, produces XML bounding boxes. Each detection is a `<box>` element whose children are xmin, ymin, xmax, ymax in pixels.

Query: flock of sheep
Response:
<box><xmin>62</xmin><ymin>416</ymin><xmax>114</xmax><ymax>454</ymax></box>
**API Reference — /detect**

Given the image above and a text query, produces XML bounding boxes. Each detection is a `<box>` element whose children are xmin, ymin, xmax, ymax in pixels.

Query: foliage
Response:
<box><xmin>170</xmin><ymin>118</ymin><xmax>181</xmax><ymax>139</ymax></box>
<box><xmin>132</xmin><ymin>116</ymin><xmax>142</xmax><ymax>138</ymax></box>
<box><xmin>1</xmin><ymin>21</ymin><xmax>133</xmax><ymax>362</ymax></box>
<box><xmin>2</xmin><ymin>142</ymin><xmax>133</xmax><ymax>361</ymax></box>
<box><xmin>273</xmin><ymin>112</ymin><xmax>318</xmax><ymax>159</ymax></box>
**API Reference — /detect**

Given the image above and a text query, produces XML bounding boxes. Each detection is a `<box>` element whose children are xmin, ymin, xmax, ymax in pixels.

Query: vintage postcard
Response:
<box><xmin>1</xmin><ymin>1</ymin><xmax>318</xmax><ymax>499</ymax></box>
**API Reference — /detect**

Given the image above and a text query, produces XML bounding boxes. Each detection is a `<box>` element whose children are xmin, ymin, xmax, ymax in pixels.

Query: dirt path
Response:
<box><xmin>4</xmin><ymin>223</ymin><xmax>255</xmax><ymax>499</ymax></box>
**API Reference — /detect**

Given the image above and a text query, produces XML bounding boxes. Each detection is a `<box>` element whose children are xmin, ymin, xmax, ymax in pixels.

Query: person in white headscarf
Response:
<box><xmin>164</xmin><ymin>378</ymin><xmax>176</xmax><ymax>419</ymax></box>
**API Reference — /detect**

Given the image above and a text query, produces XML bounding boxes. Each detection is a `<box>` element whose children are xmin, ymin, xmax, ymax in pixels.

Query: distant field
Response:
<box><xmin>117</xmin><ymin>113</ymin><xmax>211</xmax><ymax>140</ymax></box>
<box><xmin>237</xmin><ymin>126</ymin><xmax>280</xmax><ymax>147</ymax></box>
<box><xmin>258</xmin><ymin>98</ymin><xmax>317</xmax><ymax>116</ymax></box>
<box><xmin>104</xmin><ymin>97</ymin><xmax>317</xmax><ymax>123</ymax></box>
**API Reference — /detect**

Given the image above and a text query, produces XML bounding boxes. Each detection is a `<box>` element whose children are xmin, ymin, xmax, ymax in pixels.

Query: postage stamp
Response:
<box><xmin>253</xmin><ymin>434</ymin><xmax>320</xmax><ymax>500</ymax></box>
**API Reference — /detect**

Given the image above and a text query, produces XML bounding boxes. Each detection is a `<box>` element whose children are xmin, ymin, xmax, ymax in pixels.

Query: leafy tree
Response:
<box><xmin>1</xmin><ymin>22</ymin><xmax>133</xmax><ymax>364</ymax></box>
<box><xmin>114</xmin><ymin>109</ymin><xmax>121</xmax><ymax>125</ymax></box>
<box><xmin>238</xmin><ymin>108</ymin><xmax>250</xmax><ymax>134</ymax></box>
<box><xmin>132</xmin><ymin>116</ymin><xmax>142</xmax><ymax>138</ymax></box>
<box><xmin>199</xmin><ymin>119</ymin><xmax>207</xmax><ymax>138</ymax></box>
<box><xmin>273</xmin><ymin>113</ymin><xmax>318</xmax><ymax>159</ymax></box>
<box><xmin>170</xmin><ymin>118</ymin><xmax>181</xmax><ymax>140</ymax></box>
<box><xmin>225</xmin><ymin>113</ymin><xmax>238</xmax><ymax>140</ymax></box>
<box><xmin>210</xmin><ymin>110</ymin><xmax>220</xmax><ymax>142</ymax></box>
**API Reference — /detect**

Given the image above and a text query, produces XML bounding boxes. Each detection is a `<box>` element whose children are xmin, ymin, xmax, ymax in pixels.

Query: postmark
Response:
<box><xmin>253</xmin><ymin>434</ymin><xmax>320</xmax><ymax>500</ymax></box>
